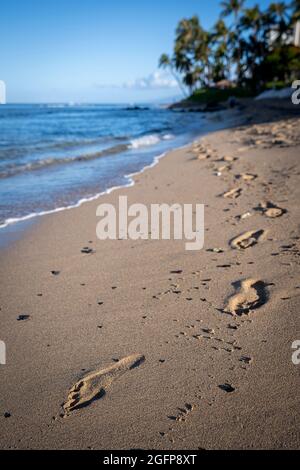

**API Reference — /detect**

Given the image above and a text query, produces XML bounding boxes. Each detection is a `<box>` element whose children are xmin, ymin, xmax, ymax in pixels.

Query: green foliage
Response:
<box><xmin>188</xmin><ymin>87</ymin><xmax>254</xmax><ymax>104</ymax></box>
<box><xmin>159</xmin><ymin>1</ymin><xmax>300</xmax><ymax>100</ymax></box>
<box><xmin>264</xmin><ymin>45</ymin><xmax>300</xmax><ymax>80</ymax></box>
<box><xmin>265</xmin><ymin>80</ymin><xmax>288</xmax><ymax>89</ymax></box>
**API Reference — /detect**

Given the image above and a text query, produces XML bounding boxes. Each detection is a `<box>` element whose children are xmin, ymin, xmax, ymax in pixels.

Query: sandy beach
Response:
<box><xmin>0</xmin><ymin>100</ymin><xmax>300</xmax><ymax>450</ymax></box>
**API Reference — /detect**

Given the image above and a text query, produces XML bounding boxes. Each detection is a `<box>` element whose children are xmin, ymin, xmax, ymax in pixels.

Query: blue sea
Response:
<box><xmin>0</xmin><ymin>103</ymin><xmax>225</xmax><ymax>229</ymax></box>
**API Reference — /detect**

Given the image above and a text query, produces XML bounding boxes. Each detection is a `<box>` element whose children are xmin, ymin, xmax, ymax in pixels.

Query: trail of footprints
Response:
<box><xmin>156</xmin><ymin>136</ymin><xmax>274</xmax><ymax>410</ymax></box>
<box><xmin>163</xmin><ymin>127</ymin><xmax>294</xmax><ymax>436</ymax></box>
<box><xmin>231</xmin><ymin>118</ymin><xmax>300</xmax><ymax>150</ymax></box>
<box><xmin>223</xmin><ymin>187</ymin><xmax>242</xmax><ymax>199</ymax></box>
<box><xmin>176</xmin><ymin>131</ymin><xmax>290</xmax><ymax>415</ymax></box>
<box><xmin>60</xmin><ymin>123</ymin><xmax>293</xmax><ymax>427</ymax></box>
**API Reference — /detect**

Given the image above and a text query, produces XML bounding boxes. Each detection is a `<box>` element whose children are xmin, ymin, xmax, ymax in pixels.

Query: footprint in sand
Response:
<box><xmin>239</xmin><ymin>356</ymin><xmax>252</xmax><ymax>364</ymax></box>
<box><xmin>230</xmin><ymin>229</ymin><xmax>267</xmax><ymax>250</ymax></box>
<box><xmin>217</xmin><ymin>164</ymin><xmax>231</xmax><ymax>173</ymax></box>
<box><xmin>197</xmin><ymin>153</ymin><xmax>210</xmax><ymax>161</ymax></box>
<box><xmin>257</xmin><ymin>201</ymin><xmax>286</xmax><ymax>218</ymax></box>
<box><xmin>237</xmin><ymin>146</ymin><xmax>253</xmax><ymax>153</ymax></box>
<box><xmin>226</xmin><ymin>278</ymin><xmax>268</xmax><ymax>316</ymax></box>
<box><xmin>223</xmin><ymin>188</ymin><xmax>242</xmax><ymax>199</ymax></box>
<box><xmin>63</xmin><ymin>354</ymin><xmax>145</xmax><ymax>414</ymax></box>
<box><xmin>223</xmin><ymin>155</ymin><xmax>237</xmax><ymax>162</ymax></box>
<box><xmin>240</xmin><ymin>173</ymin><xmax>257</xmax><ymax>181</ymax></box>
<box><xmin>168</xmin><ymin>403</ymin><xmax>195</xmax><ymax>422</ymax></box>
<box><xmin>264</xmin><ymin>206</ymin><xmax>285</xmax><ymax>218</ymax></box>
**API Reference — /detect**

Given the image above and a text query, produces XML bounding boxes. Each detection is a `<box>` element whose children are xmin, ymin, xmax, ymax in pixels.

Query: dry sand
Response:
<box><xmin>0</xmin><ymin>100</ymin><xmax>300</xmax><ymax>449</ymax></box>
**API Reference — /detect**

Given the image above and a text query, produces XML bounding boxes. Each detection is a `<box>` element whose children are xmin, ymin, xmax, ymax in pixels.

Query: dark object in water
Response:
<box><xmin>124</xmin><ymin>106</ymin><xmax>150</xmax><ymax>111</ymax></box>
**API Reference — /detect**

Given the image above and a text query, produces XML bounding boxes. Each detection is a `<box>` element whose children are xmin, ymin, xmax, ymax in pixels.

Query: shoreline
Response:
<box><xmin>0</xmin><ymin>105</ymin><xmax>242</xmax><ymax>246</ymax></box>
<box><xmin>0</xmin><ymin>149</ymin><xmax>167</xmax><ymax>231</ymax></box>
<box><xmin>0</xmin><ymin>100</ymin><xmax>300</xmax><ymax>449</ymax></box>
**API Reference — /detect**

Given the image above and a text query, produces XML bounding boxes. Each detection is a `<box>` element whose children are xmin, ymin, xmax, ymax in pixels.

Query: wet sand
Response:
<box><xmin>0</xmin><ymin>100</ymin><xmax>300</xmax><ymax>449</ymax></box>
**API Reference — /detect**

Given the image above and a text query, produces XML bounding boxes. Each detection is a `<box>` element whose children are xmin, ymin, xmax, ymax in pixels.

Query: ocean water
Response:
<box><xmin>0</xmin><ymin>103</ymin><xmax>220</xmax><ymax>228</ymax></box>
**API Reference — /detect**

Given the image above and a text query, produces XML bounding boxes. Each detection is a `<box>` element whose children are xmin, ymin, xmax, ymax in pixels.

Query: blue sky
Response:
<box><xmin>0</xmin><ymin>0</ymin><xmax>278</xmax><ymax>103</ymax></box>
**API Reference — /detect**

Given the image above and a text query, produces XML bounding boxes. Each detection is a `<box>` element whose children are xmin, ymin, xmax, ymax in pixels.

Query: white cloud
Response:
<box><xmin>123</xmin><ymin>70</ymin><xmax>178</xmax><ymax>90</ymax></box>
<box><xmin>94</xmin><ymin>70</ymin><xmax>179</xmax><ymax>92</ymax></box>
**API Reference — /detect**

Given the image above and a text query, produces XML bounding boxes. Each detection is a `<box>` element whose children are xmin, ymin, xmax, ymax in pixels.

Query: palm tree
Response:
<box><xmin>269</xmin><ymin>2</ymin><xmax>289</xmax><ymax>22</ymax></box>
<box><xmin>158</xmin><ymin>0</ymin><xmax>298</xmax><ymax>97</ymax></box>
<box><xmin>220</xmin><ymin>0</ymin><xmax>246</xmax><ymax>83</ymax></box>
<box><xmin>212</xmin><ymin>19</ymin><xmax>230</xmax><ymax>80</ymax></box>
<box><xmin>291</xmin><ymin>0</ymin><xmax>300</xmax><ymax>21</ymax></box>
<box><xmin>267</xmin><ymin>2</ymin><xmax>291</xmax><ymax>42</ymax></box>
<box><xmin>240</xmin><ymin>5</ymin><xmax>263</xmax><ymax>35</ymax></box>
<box><xmin>183</xmin><ymin>68</ymin><xmax>204</xmax><ymax>92</ymax></box>
<box><xmin>220</xmin><ymin>0</ymin><xmax>245</xmax><ymax>26</ymax></box>
<box><xmin>174</xmin><ymin>16</ymin><xmax>211</xmax><ymax>88</ymax></box>
<box><xmin>158</xmin><ymin>53</ymin><xmax>189</xmax><ymax>97</ymax></box>
<box><xmin>239</xmin><ymin>5</ymin><xmax>269</xmax><ymax>88</ymax></box>
<box><xmin>158</xmin><ymin>54</ymin><xmax>171</xmax><ymax>69</ymax></box>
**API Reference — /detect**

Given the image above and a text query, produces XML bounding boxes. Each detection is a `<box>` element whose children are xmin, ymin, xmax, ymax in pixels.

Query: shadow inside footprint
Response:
<box><xmin>230</xmin><ymin>229</ymin><xmax>266</xmax><ymax>250</ymax></box>
<box><xmin>63</xmin><ymin>354</ymin><xmax>145</xmax><ymax>415</ymax></box>
<box><xmin>254</xmin><ymin>201</ymin><xmax>287</xmax><ymax>218</ymax></box>
<box><xmin>251</xmin><ymin>280</ymin><xmax>268</xmax><ymax>309</ymax></box>
<box><xmin>68</xmin><ymin>386</ymin><xmax>106</xmax><ymax>411</ymax></box>
<box><xmin>227</xmin><ymin>279</ymin><xmax>268</xmax><ymax>316</ymax></box>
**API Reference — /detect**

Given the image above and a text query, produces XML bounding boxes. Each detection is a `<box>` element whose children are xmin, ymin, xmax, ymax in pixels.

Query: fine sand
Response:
<box><xmin>0</xmin><ymin>100</ymin><xmax>300</xmax><ymax>449</ymax></box>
